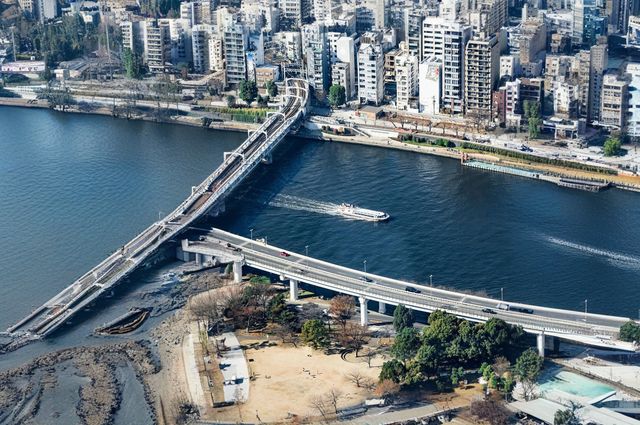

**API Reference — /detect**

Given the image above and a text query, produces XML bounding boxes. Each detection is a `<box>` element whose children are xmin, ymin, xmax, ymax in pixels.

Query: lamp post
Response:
<box><xmin>429</xmin><ymin>274</ymin><xmax>433</xmax><ymax>287</ymax></box>
<box><xmin>500</xmin><ymin>288</ymin><xmax>504</xmax><ymax>302</ymax></box>
<box><xmin>584</xmin><ymin>299</ymin><xmax>588</xmax><ymax>323</ymax></box>
<box><xmin>250</xmin><ymin>228</ymin><xmax>254</xmax><ymax>240</ymax></box>
<box><xmin>363</xmin><ymin>259</ymin><xmax>367</xmax><ymax>275</ymax></box>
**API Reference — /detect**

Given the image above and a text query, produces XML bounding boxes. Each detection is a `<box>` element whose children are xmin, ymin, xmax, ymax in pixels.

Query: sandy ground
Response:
<box><xmin>209</xmin><ymin>341</ymin><xmax>385</xmax><ymax>423</ymax></box>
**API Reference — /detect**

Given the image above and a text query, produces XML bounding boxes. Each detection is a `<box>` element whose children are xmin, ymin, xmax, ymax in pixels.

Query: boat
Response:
<box><xmin>337</xmin><ymin>203</ymin><xmax>389</xmax><ymax>222</ymax></box>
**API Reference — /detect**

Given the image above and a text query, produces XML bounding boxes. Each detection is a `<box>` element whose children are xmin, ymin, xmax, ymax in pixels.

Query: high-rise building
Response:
<box><xmin>335</xmin><ymin>35</ymin><xmax>357</xmax><ymax>99</ymax></box>
<box><xmin>404</xmin><ymin>10</ymin><xmax>424</xmax><ymax>60</ymax></box>
<box><xmin>394</xmin><ymin>43</ymin><xmax>419</xmax><ymax>110</ymax></box>
<box><xmin>589</xmin><ymin>43</ymin><xmax>608</xmax><ymax>123</ymax></box>
<box><xmin>601</xmin><ymin>73</ymin><xmax>629</xmax><ymax>129</ymax></box>
<box><xmin>422</xmin><ymin>17</ymin><xmax>472</xmax><ymax>114</ymax></box>
<box><xmin>223</xmin><ymin>20</ymin><xmax>249</xmax><ymax>85</ymax></box>
<box><xmin>573</xmin><ymin>0</ymin><xmax>606</xmax><ymax>46</ymax></box>
<box><xmin>357</xmin><ymin>42</ymin><xmax>384</xmax><ymax>105</ymax></box>
<box><xmin>461</xmin><ymin>0</ymin><xmax>508</xmax><ymax>35</ymax></box>
<box><xmin>302</xmin><ymin>23</ymin><xmax>330</xmax><ymax>98</ymax></box>
<box><xmin>625</xmin><ymin>62</ymin><xmax>640</xmax><ymax>137</ymax></box>
<box><xmin>464</xmin><ymin>34</ymin><xmax>500</xmax><ymax>118</ymax></box>
<box><xmin>142</xmin><ymin>19</ymin><xmax>168</xmax><ymax>74</ymax></box>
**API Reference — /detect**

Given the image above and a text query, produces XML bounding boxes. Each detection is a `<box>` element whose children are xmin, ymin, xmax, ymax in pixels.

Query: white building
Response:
<box><xmin>419</xmin><ymin>56</ymin><xmax>442</xmax><ymax>115</ymax></box>
<box><xmin>335</xmin><ymin>35</ymin><xmax>357</xmax><ymax>99</ymax></box>
<box><xmin>395</xmin><ymin>46</ymin><xmax>419</xmax><ymax>110</ymax></box>
<box><xmin>357</xmin><ymin>42</ymin><xmax>384</xmax><ymax>105</ymax></box>
<box><xmin>331</xmin><ymin>62</ymin><xmax>351</xmax><ymax>100</ymax></box>
<box><xmin>422</xmin><ymin>17</ymin><xmax>472</xmax><ymax>114</ymax></box>
<box><xmin>500</xmin><ymin>55</ymin><xmax>520</xmax><ymax>78</ymax></box>
<box><xmin>143</xmin><ymin>19</ymin><xmax>168</xmax><ymax>74</ymax></box>
<box><xmin>223</xmin><ymin>20</ymin><xmax>249</xmax><ymax>85</ymax></box>
<box><xmin>626</xmin><ymin>63</ymin><xmax>640</xmax><ymax>137</ymax></box>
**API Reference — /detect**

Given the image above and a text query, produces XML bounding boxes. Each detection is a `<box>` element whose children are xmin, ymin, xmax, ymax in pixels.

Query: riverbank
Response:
<box><xmin>299</xmin><ymin>128</ymin><xmax>640</xmax><ymax>192</ymax></box>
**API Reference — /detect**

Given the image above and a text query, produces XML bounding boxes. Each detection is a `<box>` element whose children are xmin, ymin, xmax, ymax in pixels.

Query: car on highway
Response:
<box><xmin>482</xmin><ymin>308</ymin><xmax>497</xmax><ymax>314</ymax></box>
<box><xmin>360</xmin><ymin>276</ymin><xmax>373</xmax><ymax>282</ymax></box>
<box><xmin>405</xmin><ymin>286</ymin><xmax>421</xmax><ymax>294</ymax></box>
<box><xmin>280</xmin><ymin>251</ymin><xmax>291</xmax><ymax>257</ymax></box>
<box><xmin>510</xmin><ymin>306</ymin><xmax>534</xmax><ymax>314</ymax></box>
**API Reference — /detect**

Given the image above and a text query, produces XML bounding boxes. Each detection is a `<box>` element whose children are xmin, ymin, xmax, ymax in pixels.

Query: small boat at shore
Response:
<box><xmin>337</xmin><ymin>203</ymin><xmax>389</xmax><ymax>222</ymax></box>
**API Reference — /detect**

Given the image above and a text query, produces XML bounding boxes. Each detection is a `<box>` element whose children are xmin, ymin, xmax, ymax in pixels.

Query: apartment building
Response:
<box><xmin>464</xmin><ymin>34</ymin><xmax>499</xmax><ymax>118</ymax></box>
<box><xmin>357</xmin><ymin>42</ymin><xmax>384</xmax><ymax>105</ymax></box>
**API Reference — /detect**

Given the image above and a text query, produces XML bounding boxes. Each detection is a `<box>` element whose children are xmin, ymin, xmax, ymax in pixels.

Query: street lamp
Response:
<box><xmin>363</xmin><ymin>259</ymin><xmax>367</xmax><ymax>275</ymax></box>
<box><xmin>584</xmin><ymin>299</ymin><xmax>588</xmax><ymax>322</ymax></box>
<box><xmin>429</xmin><ymin>274</ymin><xmax>433</xmax><ymax>287</ymax></box>
<box><xmin>250</xmin><ymin>228</ymin><xmax>254</xmax><ymax>240</ymax></box>
<box><xmin>500</xmin><ymin>288</ymin><xmax>504</xmax><ymax>301</ymax></box>
<box><xmin>305</xmin><ymin>245</ymin><xmax>309</xmax><ymax>257</ymax></box>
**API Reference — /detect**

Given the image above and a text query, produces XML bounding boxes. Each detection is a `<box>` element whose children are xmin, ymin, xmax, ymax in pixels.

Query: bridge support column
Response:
<box><xmin>359</xmin><ymin>297</ymin><xmax>368</xmax><ymax>326</ymax></box>
<box><xmin>232</xmin><ymin>261</ymin><xmax>243</xmax><ymax>283</ymax></box>
<box><xmin>289</xmin><ymin>279</ymin><xmax>299</xmax><ymax>301</ymax></box>
<box><xmin>378</xmin><ymin>302</ymin><xmax>386</xmax><ymax>314</ymax></box>
<box><xmin>195</xmin><ymin>253</ymin><xmax>202</xmax><ymax>266</ymax></box>
<box><xmin>536</xmin><ymin>332</ymin><xmax>545</xmax><ymax>358</ymax></box>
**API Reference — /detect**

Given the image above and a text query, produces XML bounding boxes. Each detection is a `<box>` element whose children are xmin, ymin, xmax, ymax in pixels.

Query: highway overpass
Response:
<box><xmin>180</xmin><ymin>227</ymin><xmax>639</xmax><ymax>357</ymax></box>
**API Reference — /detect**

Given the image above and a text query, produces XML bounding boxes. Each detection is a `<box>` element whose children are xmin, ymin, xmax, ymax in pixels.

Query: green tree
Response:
<box><xmin>603</xmin><ymin>135</ymin><xmax>622</xmax><ymax>156</ymax></box>
<box><xmin>122</xmin><ymin>48</ymin><xmax>143</xmax><ymax>79</ymax></box>
<box><xmin>379</xmin><ymin>359</ymin><xmax>406</xmax><ymax>383</ymax></box>
<box><xmin>524</xmin><ymin>100</ymin><xmax>541</xmax><ymax>139</ymax></box>
<box><xmin>554</xmin><ymin>406</ymin><xmax>581</xmax><ymax>425</ymax></box>
<box><xmin>450</xmin><ymin>366</ymin><xmax>465</xmax><ymax>387</ymax></box>
<box><xmin>226</xmin><ymin>94</ymin><xmax>236</xmax><ymax>108</ymax></box>
<box><xmin>328</xmin><ymin>84</ymin><xmax>346</xmax><ymax>108</ymax></box>
<box><xmin>513</xmin><ymin>348</ymin><xmax>543</xmax><ymax>400</ymax></box>
<box><xmin>391</xmin><ymin>327</ymin><xmax>420</xmax><ymax>364</ymax></box>
<box><xmin>301</xmin><ymin>319</ymin><xmax>329</xmax><ymax>349</ymax></box>
<box><xmin>393</xmin><ymin>304</ymin><xmax>414</xmax><ymax>332</ymax></box>
<box><xmin>620</xmin><ymin>320</ymin><xmax>640</xmax><ymax>342</ymax></box>
<box><xmin>265</xmin><ymin>80</ymin><xmax>278</xmax><ymax>98</ymax></box>
<box><xmin>238</xmin><ymin>79</ymin><xmax>258</xmax><ymax>106</ymax></box>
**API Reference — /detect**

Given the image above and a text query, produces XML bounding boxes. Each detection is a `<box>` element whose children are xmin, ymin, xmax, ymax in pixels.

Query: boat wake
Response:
<box><xmin>546</xmin><ymin>236</ymin><xmax>640</xmax><ymax>271</ymax></box>
<box><xmin>242</xmin><ymin>191</ymin><xmax>387</xmax><ymax>221</ymax></box>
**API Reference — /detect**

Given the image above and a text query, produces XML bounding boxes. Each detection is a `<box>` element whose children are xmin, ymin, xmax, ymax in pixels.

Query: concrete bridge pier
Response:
<box><xmin>195</xmin><ymin>253</ymin><xmax>202</xmax><ymax>265</ymax></box>
<box><xmin>232</xmin><ymin>260</ymin><xmax>243</xmax><ymax>283</ymax></box>
<box><xmin>359</xmin><ymin>297</ymin><xmax>368</xmax><ymax>326</ymax></box>
<box><xmin>289</xmin><ymin>279</ymin><xmax>299</xmax><ymax>301</ymax></box>
<box><xmin>537</xmin><ymin>332</ymin><xmax>545</xmax><ymax>358</ymax></box>
<box><xmin>378</xmin><ymin>302</ymin><xmax>386</xmax><ymax>314</ymax></box>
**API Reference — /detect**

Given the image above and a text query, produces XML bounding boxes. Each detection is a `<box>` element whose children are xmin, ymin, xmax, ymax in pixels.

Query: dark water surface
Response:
<box><xmin>2</xmin><ymin>105</ymin><xmax>640</xmax><ymax>335</ymax></box>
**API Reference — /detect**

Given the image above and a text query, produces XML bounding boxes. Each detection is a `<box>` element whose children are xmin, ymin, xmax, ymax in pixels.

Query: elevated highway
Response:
<box><xmin>4</xmin><ymin>79</ymin><xmax>309</xmax><ymax>343</ymax></box>
<box><xmin>181</xmin><ymin>228</ymin><xmax>639</xmax><ymax>356</ymax></box>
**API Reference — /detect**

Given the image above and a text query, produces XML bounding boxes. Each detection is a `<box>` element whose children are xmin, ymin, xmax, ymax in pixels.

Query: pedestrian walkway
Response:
<box><xmin>339</xmin><ymin>403</ymin><xmax>447</xmax><ymax>425</ymax></box>
<box><xmin>216</xmin><ymin>332</ymin><xmax>250</xmax><ymax>402</ymax></box>
<box><xmin>183</xmin><ymin>331</ymin><xmax>207</xmax><ymax>409</ymax></box>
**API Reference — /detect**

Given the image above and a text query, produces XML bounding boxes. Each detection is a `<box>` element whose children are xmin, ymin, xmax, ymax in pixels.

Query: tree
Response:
<box><xmin>513</xmin><ymin>348</ymin><xmax>543</xmax><ymax>401</ymax></box>
<box><xmin>329</xmin><ymin>295</ymin><xmax>355</xmax><ymax>330</ymax></box>
<box><xmin>604</xmin><ymin>135</ymin><xmax>622</xmax><ymax>156</ymax></box>
<box><xmin>339</xmin><ymin>323</ymin><xmax>370</xmax><ymax>356</ymax></box>
<box><xmin>226</xmin><ymin>94</ymin><xmax>236</xmax><ymax>108</ymax></box>
<box><xmin>265</xmin><ymin>80</ymin><xmax>278</xmax><ymax>98</ymax></box>
<box><xmin>379</xmin><ymin>359</ymin><xmax>406</xmax><ymax>383</ymax></box>
<box><xmin>554</xmin><ymin>403</ymin><xmax>582</xmax><ymax>425</ymax></box>
<box><xmin>469</xmin><ymin>398</ymin><xmax>511</xmax><ymax>425</ymax></box>
<box><xmin>308</xmin><ymin>395</ymin><xmax>328</xmax><ymax>420</ymax></box>
<box><xmin>391</xmin><ymin>327</ymin><xmax>420</xmax><ymax>364</ymax></box>
<box><xmin>301</xmin><ymin>319</ymin><xmax>329</xmax><ymax>349</ymax></box>
<box><xmin>450</xmin><ymin>366</ymin><xmax>465</xmax><ymax>387</ymax></box>
<box><xmin>238</xmin><ymin>79</ymin><xmax>258</xmax><ymax>106</ymax></box>
<box><xmin>326</xmin><ymin>388</ymin><xmax>343</xmax><ymax>414</ymax></box>
<box><xmin>393</xmin><ymin>304</ymin><xmax>414</xmax><ymax>332</ymax></box>
<box><xmin>524</xmin><ymin>100</ymin><xmax>541</xmax><ymax>139</ymax></box>
<box><xmin>328</xmin><ymin>84</ymin><xmax>346</xmax><ymax>108</ymax></box>
<box><xmin>620</xmin><ymin>320</ymin><xmax>640</xmax><ymax>342</ymax></box>
<box><xmin>345</xmin><ymin>370</ymin><xmax>366</xmax><ymax>387</ymax></box>
<box><xmin>375</xmin><ymin>379</ymin><xmax>400</xmax><ymax>402</ymax></box>
<box><xmin>122</xmin><ymin>48</ymin><xmax>143</xmax><ymax>79</ymax></box>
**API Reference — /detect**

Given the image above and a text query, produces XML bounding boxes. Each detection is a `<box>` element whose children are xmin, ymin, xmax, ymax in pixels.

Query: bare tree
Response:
<box><xmin>469</xmin><ymin>398</ymin><xmax>511</xmax><ymax>425</ymax></box>
<box><xmin>345</xmin><ymin>370</ymin><xmax>366</xmax><ymax>387</ymax></box>
<box><xmin>309</xmin><ymin>395</ymin><xmax>328</xmax><ymax>420</ymax></box>
<box><xmin>338</xmin><ymin>323</ymin><xmax>370</xmax><ymax>357</ymax></box>
<box><xmin>329</xmin><ymin>295</ymin><xmax>355</xmax><ymax>330</ymax></box>
<box><xmin>375</xmin><ymin>379</ymin><xmax>400</xmax><ymax>402</ymax></box>
<box><xmin>363</xmin><ymin>348</ymin><xmax>377</xmax><ymax>368</ymax></box>
<box><xmin>326</xmin><ymin>388</ymin><xmax>344</xmax><ymax>414</ymax></box>
<box><xmin>492</xmin><ymin>356</ymin><xmax>510</xmax><ymax>377</ymax></box>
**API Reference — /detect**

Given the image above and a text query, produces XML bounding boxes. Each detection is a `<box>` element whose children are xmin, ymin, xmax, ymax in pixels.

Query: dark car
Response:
<box><xmin>511</xmin><ymin>306</ymin><xmax>534</xmax><ymax>314</ymax></box>
<box><xmin>482</xmin><ymin>308</ymin><xmax>497</xmax><ymax>314</ymax></box>
<box><xmin>360</xmin><ymin>276</ymin><xmax>373</xmax><ymax>282</ymax></box>
<box><xmin>405</xmin><ymin>286</ymin><xmax>421</xmax><ymax>294</ymax></box>
<box><xmin>280</xmin><ymin>251</ymin><xmax>291</xmax><ymax>257</ymax></box>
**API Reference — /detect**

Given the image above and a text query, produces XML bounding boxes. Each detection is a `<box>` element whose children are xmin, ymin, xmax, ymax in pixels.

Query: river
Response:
<box><xmin>1</xmin><ymin>105</ymin><xmax>640</xmax><ymax>331</ymax></box>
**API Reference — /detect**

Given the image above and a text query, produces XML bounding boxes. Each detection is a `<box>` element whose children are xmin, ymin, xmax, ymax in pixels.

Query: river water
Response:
<box><xmin>1</xmin><ymin>105</ymin><xmax>640</xmax><ymax>330</ymax></box>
